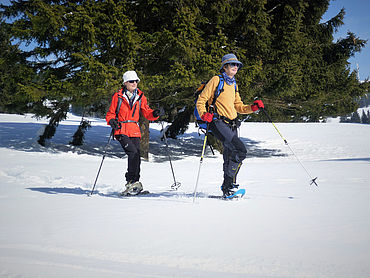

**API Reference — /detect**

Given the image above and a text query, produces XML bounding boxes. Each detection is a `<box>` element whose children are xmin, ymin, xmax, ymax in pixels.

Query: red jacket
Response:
<box><xmin>106</xmin><ymin>88</ymin><xmax>158</xmax><ymax>138</ymax></box>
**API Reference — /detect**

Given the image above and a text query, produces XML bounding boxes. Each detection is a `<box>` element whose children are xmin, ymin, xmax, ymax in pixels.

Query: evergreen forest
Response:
<box><xmin>1</xmin><ymin>0</ymin><xmax>369</xmax><ymax>152</ymax></box>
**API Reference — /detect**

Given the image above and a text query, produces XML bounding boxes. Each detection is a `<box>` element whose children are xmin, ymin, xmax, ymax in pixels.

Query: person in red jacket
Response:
<box><xmin>106</xmin><ymin>71</ymin><xmax>159</xmax><ymax>195</ymax></box>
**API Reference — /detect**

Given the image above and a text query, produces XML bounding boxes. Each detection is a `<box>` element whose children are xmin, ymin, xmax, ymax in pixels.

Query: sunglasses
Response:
<box><xmin>128</xmin><ymin>80</ymin><xmax>138</xmax><ymax>83</ymax></box>
<box><xmin>228</xmin><ymin>63</ymin><xmax>240</xmax><ymax>68</ymax></box>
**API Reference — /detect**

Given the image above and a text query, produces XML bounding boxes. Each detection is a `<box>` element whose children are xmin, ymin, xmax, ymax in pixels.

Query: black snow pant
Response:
<box><xmin>116</xmin><ymin>135</ymin><xmax>141</xmax><ymax>183</ymax></box>
<box><xmin>209</xmin><ymin>118</ymin><xmax>247</xmax><ymax>184</ymax></box>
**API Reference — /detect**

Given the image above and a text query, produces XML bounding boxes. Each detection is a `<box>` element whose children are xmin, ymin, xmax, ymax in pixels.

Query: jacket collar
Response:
<box><xmin>119</xmin><ymin>88</ymin><xmax>142</xmax><ymax>108</ymax></box>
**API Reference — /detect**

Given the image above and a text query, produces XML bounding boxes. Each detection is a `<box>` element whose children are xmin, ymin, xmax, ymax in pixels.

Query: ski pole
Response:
<box><xmin>193</xmin><ymin>106</ymin><xmax>214</xmax><ymax>202</ymax></box>
<box><xmin>192</xmin><ymin>124</ymin><xmax>210</xmax><ymax>202</ymax></box>
<box><xmin>160</xmin><ymin>121</ymin><xmax>181</xmax><ymax>190</ymax></box>
<box><xmin>260</xmin><ymin>107</ymin><xmax>318</xmax><ymax>186</ymax></box>
<box><xmin>88</xmin><ymin>129</ymin><xmax>114</xmax><ymax>196</ymax></box>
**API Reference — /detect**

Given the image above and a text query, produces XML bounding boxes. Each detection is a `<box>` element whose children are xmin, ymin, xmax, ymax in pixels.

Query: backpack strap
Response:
<box><xmin>210</xmin><ymin>75</ymin><xmax>238</xmax><ymax>115</ymax></box>
<box><xmin>116</xmin><ymin>90</ymin><xmax>143</xmax><ymax>125</ymax></box>
<box><xmin>110</xmin><ymin>89</ymin><xmax>124</xmax><ymax>140</ymax></box>
<box><xmin>116</xmin><ymin>89</ymin><xmax>124</xmax><ymax>120</ymax></box>
<box><xmin>209</xmin><ymin>74</ymin><xmax>225</xmax><ymax>114</ymax></box>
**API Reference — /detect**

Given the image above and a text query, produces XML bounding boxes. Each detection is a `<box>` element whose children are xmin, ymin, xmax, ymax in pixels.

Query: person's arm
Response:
<box><xmin>140</xmin><ymin>93</ymin><xmax>159</xmax><ymax>121</ymax></box>
<box><xmin>196</xmin><ymin>76</ymin><xmax>220</xmax><ymax>117</ymax></box>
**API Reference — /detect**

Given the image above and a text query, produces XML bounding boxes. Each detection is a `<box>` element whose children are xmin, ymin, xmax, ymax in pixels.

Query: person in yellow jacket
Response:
<box><xmin>196</xmin><ymin>53</ymin><xmax>264</xmax><ymax>197</ymax></box>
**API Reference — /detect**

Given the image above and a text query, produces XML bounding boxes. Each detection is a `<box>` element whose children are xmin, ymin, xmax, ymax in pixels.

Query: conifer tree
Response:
<box><xmin>1</xmin><ymin>0</ymin><xmax>134</xmax><ymax>145</ymax></box>
<box><xmin>361</xmin><ymin>110</ymin><xmax>369</xmax><ymax>124</ymax></box>
<box><xmin>1</xmin><ymin>0</ymin><xmax>368</xmax><ymax>148</ymax></box>
<box><xmin>249</xmin><ymin>0</ymin><xmax>367</xmax><ymax>122</ymax></box>
<box><xmin>0</xmin><ymin>18</ymin><xmax>36</xmax><ymax>113</ymax></box>
<box><xmin>69</xmin><ymin>117</ymin><xmax>91</xmax><ymax>146</ymax></box>
<box><xmin>134</xmin><ymin>0</ymin><xmax>209</xmax><ymax>137</ymax></box>
<box><xmin>350</xmin><ymin>111</ymin><xmax>361</xmax><ymax>123</ymax></box>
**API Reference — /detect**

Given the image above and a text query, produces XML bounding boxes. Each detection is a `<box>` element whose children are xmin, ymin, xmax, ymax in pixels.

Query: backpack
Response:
<box><xmin>194</xmin><ymin>74</ymin><xmax>239</xmax><ymax>130</ymax></box>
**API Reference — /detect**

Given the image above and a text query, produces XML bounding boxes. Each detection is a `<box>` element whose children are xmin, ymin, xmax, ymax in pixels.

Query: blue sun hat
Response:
<box><xmin>219</xmin><ymin>53</ymin><xmax>243</xmax><ymax>71</ymax></box>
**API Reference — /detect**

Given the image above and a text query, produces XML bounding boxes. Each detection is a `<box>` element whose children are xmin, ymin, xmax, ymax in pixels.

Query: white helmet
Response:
<box><xmin>122</xmin><ymin>71</ymin><xmax>140</xmax><ymax>83</ymax></box>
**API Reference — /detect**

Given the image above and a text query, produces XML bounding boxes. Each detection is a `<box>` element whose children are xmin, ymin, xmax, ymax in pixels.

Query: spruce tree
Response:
<box><xmin>350</xmin><ymin>111</ymin><xmax>361</xmax><ymax>123</ymax></box>
<box><xmin>69</xmin><ymin>117</ymin><xmax>91</xmax><ymax>146</ymax></box>
<box><xmin>247</xmin><ymin>0</ymin><xmax>367</xmax><ymax>122</ymax></box>
<box><xmin>1</xmin><ymin>0</ymin><xmax>368</xmax><ymax>149</ymax></box>
<box><xmin>1</xmin><ymin>0</ymin><xmax>134</xmax><ymax>146</ymax></box>
<box><xmin>0</xmin><ymin>18</ymin><xmax>36</xmax><ymax>113</ymax></box>
<box><xmin>361</xmin><ymin>110</ymin><xmax>369</xmax><ymax>124</ymax></box>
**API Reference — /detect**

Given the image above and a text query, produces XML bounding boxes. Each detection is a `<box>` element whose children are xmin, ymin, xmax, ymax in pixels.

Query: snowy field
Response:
<box><xmin>0</xmin><ymin>113</ymin><xmax>369</xmax><ymax>278</ymax></box>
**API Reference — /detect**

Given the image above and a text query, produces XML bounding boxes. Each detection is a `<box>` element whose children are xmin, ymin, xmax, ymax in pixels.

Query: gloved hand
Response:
<box><xmin>201</xmin><ymin>112</ymin><xmax>214</xmax><ymax>123</ymax></box>
<box><xmin>109</xmin><ymin>118</ymin><xmax>121</xmax><ymax>130</ymax></box>
<box><xmin>251</xmin><ymin>99</ymin><xmax>264</xmax><ymax>111</ymax></box>
<box><xmin>152</xmin><ymin>109</ymin><xmax>160</xmax><ymax>118</ymax></box>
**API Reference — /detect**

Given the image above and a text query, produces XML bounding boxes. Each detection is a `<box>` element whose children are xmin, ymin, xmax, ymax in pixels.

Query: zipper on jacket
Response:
<box><xmin>131</xmin><ymin>93</ymin><xmax>143</xmax><ymax>118</ymax></box>
<box><xmin>132</xmin><ymin>103</ymin><xmax>137</xmax><ymax>118</ymax></box>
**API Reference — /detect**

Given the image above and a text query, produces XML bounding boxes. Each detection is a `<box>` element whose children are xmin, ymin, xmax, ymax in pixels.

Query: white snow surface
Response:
<box><xmin>0</xmin><ymin>113</ymin><xmax>369</xmax><ymax>278</ymax></box>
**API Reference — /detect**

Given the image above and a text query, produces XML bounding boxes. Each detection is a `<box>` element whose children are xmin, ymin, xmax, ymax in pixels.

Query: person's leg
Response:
<box><xmin>226</xmin><ymin>133</ymin><xmax>246</xmax><ymax>182</ymax></box>
<box><xmin>130</xmin><ymin>137</ymin><xmax>141</xmax><ymax>182</ymax></box>
<box><xmin>117</xmin><ymin>135</ymin><xmax>141</xmax><ymax>183</ymax></box>
<box><xmin>210</xmin><ymin>120</ymin><xmax>246</xmax><ymax>195</ymax></box>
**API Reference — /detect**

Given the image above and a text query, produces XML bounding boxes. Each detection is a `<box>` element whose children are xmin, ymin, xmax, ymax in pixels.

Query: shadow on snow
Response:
<box><xmin>321</xmin><ymin>157</ymin><xmax>370</xmax><ymax>162</ymax></box>
<box><xmin>27</xmin><ymin>186</ymin><xmax>213</xmax><ymax>200</ymax></box>
<box><xmin>0</xmin><ymin>121</ymin><xmax>285</xmax><ymax>161</ymax></box>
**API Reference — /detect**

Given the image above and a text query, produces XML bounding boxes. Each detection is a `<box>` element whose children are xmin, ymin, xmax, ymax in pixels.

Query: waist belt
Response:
<box><xmin>215</xmin><ymin>114</ymin><xmax>240</xmax><ymax>130</ymax></box>
<box><xmin>119</xmin><ymin>120</ymin><xmax>138</xmax><ymax>124</ymax></box>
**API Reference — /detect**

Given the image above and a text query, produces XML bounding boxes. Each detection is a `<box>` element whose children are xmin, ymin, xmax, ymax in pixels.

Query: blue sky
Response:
<box><xmin>1</xmin><ymin>0</ymin><xmax>369</xmax><ymax>80</ymax></box>
<box><xmin>322</xmin><ymin>0</ymin><xmax>370</xmax><ymax>80</ymax></box>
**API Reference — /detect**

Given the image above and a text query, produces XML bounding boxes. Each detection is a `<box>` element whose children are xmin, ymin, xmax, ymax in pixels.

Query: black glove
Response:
<box><xmin>109</xmin><ymin>119</ymin><xmax>121</xmax><ymax>130</ymax></box>
<box><xmin>152</xmin><ymin>109</ymin><xmax>161</xmax><ymax>118</ymax></box>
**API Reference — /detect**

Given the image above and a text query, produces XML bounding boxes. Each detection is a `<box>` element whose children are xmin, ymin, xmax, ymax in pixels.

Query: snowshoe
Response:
<box><xmin>119</xmin><ymin>181</ymin><xmax>143</xmax><ymax>196</ymax></box>
<box><xmin>221</xmin><ymin>179</ymin><xmax>239</xmax><ymax>198</ymax></box>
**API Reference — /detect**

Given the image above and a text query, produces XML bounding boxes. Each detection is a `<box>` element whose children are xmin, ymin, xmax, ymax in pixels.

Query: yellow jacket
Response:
<box><xmin>196</xmin><ymin>75</ymin><xmax>253</xmax><ymax>120</ymax></box>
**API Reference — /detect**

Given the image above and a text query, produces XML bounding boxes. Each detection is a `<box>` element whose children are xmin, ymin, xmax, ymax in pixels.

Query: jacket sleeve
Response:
<box><xmin>234</xmin><ymin>90</ymin><xmax>253</xmax><ymax>114</ymax></box>
<box><xmin>140</xmin><ymin>94</ymin><xmax>159</xmax><ymax>121</ymax></box>
<box><xmin>196</xmin><ymin>76</ymin><xmax>220</xmax><ymax>116</ymax></box>
<box><xmin>106</xmin><ymin>92</ymin><xmax>119</xmax><ymax>125</ymax></box>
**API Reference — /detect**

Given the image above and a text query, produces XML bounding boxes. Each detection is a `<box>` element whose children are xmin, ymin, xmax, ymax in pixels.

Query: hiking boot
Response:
<box><xmin>124</xmin><ymin>181</ymin><xmax>133</xmax><ymax>189</ymax></box>
<box><xmin>120</xmin><ymin>181</ymin><xmax>143</xmax><ymax>196</ymax></box>
<box><xmin>127</xmin><ymin>181</ymin><xmax>143</xmax><ymax>195</ymax></box>
<box><xmin>221</xmin><ymin>183</ymin><xmax>239</xmax><ymax>197</ymax></box>
<box><xmin>221</xmin><ymin>177</ymin><xmax>239</xmax><ymax>197</ymax></box>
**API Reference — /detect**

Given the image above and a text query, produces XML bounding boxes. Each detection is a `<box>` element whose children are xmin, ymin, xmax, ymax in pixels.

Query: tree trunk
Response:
<box><xmin>139</xmin><ymin>115</ymin><xmax>149</xmax><ymax>160</ymax></box>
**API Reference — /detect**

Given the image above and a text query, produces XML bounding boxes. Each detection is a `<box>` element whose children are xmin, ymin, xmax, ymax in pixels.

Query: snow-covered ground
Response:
<box><xmin>0</xmin><ymin>113</ymin><xmax>369</xmax><ymax>278</ymax></box>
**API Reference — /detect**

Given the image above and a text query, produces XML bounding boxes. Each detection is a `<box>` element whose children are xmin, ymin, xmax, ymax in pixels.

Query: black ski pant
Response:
<box><xmin>116</xmin><ymin>135</ymin><xmax>141</xmax><ymax>183</ymax></box>
<box><xmin>209</xmin><ymin>119</ymin><xmax>247</xmax><ymax>183</ymax></box>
